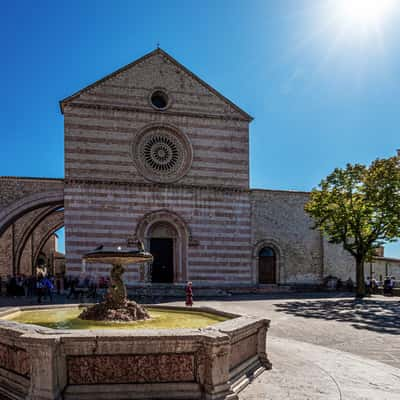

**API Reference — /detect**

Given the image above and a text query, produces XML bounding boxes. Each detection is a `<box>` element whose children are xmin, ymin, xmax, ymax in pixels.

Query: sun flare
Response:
<box><xmin>334</xmin><ymin>0</ymin><xmax>395</xmax><ymax>29</ymax></box>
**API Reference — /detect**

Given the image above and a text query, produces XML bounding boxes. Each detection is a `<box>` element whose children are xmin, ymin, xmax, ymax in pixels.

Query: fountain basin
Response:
<box><xmin>3</xmin><ymin>306</ymin><xmax>229</xmax><ymax>330</ymax></box>
<box><xmin>0</xmin><ymin>304</ymin><xmax>271</xmax><ymax>400</ymax></box>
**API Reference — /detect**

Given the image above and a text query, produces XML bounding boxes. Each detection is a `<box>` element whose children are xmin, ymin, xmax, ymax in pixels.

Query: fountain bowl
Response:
<box><xmin>0</xmin><ymin>304</ymin><xmax>270</xmax><ymax>400</ymax></box>
<box><xmin>82</xmin><ymin>246</ymin><xmax>153</xmax><ymax>265</ymax></box>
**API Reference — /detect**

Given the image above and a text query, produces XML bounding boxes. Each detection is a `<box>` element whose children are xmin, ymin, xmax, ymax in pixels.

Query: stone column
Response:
<box><xmin>25</xmin><ymin>336</ymin><xmax>65</xmax><ymax>400</ymax></box>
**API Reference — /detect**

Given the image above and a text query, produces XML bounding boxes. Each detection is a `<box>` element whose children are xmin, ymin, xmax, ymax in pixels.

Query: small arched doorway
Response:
<box><xmin>258</xmin><ymin>247</ymin><xmax>276</xmax><ymax>284</ymax></box>
<box><xmin>148</xmin><ymin>222</ymin><xmax>176</xmax><ymax>283</ymax></box>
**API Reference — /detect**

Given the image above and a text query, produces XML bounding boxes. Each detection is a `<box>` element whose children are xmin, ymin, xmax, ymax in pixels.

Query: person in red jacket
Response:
<box><xmin>185</xmin><ymin>281</ymin><xmax>193</xmax><ymax>306</ymax></box>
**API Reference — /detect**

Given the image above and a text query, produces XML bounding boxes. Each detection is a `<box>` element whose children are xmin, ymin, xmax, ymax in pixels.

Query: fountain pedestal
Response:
<box><xmin>78</xmin><ymin>245</ymin><xmax>153</xmax><ymax>322</ymax></box>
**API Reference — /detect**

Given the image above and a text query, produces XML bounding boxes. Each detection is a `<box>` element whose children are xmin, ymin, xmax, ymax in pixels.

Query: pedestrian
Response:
<box><xmin>185</xmin><ymin>281</ymin><xmax>193</xmax><ymax>307</ymax></box>
<box><xmin>28</xmin><ymin>275</ymin><xmax>36</xmax><ymax>297</ymax></box>
<box><xmin>37</xmin><ymin>275</ymin><xmax>44</xmax><ymax>304</ymax></box>
<box><xmin>346</xmin><ymin>277</ymin><xmax>354</xmax><ymax>292</ymax></box>
<box><xmin>371</xmin><ymin>277</ymin><xmax>378</xmax><ymax>294</ymax></box>
<box><xmin>67</xmin><ymin>276</ymin><xmax>77</xmax><ymax>299</ymax></box>
<box><xmin>383</xmin><ymin>276</ymin><xmax>392</xmax><ymax>296</ymax></box>
<box><xmin>43</xmin><ymin>276</ymin><xmax>54</xmax><ymax>302</ymax></box>
<box><xmin>390</xmin><ymin>276</ymin><xmax>396</xmax><ymax>294</ymax></box>
<box><xmin>365</xmin><ymin>276</ymin><xmax>371</xmax><ymax>296</ymax></box>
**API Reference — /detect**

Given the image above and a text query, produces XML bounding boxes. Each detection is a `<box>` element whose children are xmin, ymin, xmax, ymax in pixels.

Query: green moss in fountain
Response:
<box><xmin>3</xmin><ymin>307</ymin><xmax>229</xmax><ymax>330</ymax></box>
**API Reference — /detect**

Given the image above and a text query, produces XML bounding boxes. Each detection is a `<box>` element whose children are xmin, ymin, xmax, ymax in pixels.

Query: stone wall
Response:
<box><xmin>65</xmin><ymin>182</ymin><xmax>251</xmax><ymax>285</ymax></box>
<box><xmin>0</xmin><ymin>177</ymin><xmax>63</xmax><ymax>210</ymax></box>
<box><xmin>251</xmin><ymin>189</ymin><xmax>323</xmax><ymax>285</ymax></box>
<box><xmin>0</xmin><ymin>226</ymin><xmax>13</xmax><ymax>278</ymax></box>
<box><xmin>323</xmin><ymin>238</ymin><xmax>355</xmax><ymax>281</ymax></box>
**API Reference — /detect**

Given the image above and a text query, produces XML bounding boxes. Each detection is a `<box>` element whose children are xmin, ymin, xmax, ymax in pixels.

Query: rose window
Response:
<box><xmin>133</xmin><ymin>126</ymin><xmax>193</xmax><ymax>183</ymax></box>
<box><xmin>143</xmin><ymin>135</ymin><xmax>179</xmax><ymax>172</ymax></box>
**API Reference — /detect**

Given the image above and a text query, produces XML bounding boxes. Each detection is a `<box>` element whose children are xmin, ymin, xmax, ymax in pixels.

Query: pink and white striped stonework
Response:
<box><xmin>62</xmin><ymin>48</ymin><xmax>255</xmax><ymax>287</ymax></box>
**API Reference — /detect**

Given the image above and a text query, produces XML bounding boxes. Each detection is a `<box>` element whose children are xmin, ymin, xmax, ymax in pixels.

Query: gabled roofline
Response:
<box><xmin>59</xmin><ymin>48</ymin><xmax>253</xmax><ymax>121</ymax></box>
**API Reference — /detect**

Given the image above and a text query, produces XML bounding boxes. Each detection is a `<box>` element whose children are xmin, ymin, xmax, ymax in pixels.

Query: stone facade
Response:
<box><xmin>251</xmin><ymin>190</ymin><xmax>323</xmax><ymax>285</ymax></box>
<box><xmin>62</xmin><ymin>49</ymin><xmax>253</xmax><ymax>287</ymax></box>
<box><xmin>0</xmin><ymin>49</ymin><xmax>398</xmax><ymax>286</ymax></box>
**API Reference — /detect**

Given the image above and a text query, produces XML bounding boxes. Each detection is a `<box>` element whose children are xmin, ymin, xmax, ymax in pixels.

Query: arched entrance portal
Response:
<box><xmin>258</xmin><ymin>247</ymin><xmax>276</xmax><ymax>284</ymax></box>
<box><xmin>148</xmin><ymin>222</ymin><xmax>176</xmax><ymax>283</ymax></box>
<box><xmin>136</xmin><ymin>210</ymin><xmax>190</xmax><ymax>284</ymax></box>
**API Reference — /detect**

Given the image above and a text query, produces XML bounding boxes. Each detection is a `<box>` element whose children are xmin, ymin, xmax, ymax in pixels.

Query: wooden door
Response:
<box><xmin>258</xmin><ymin>247</ymin><xmax>276</xmax><ymax>284</ymax></box>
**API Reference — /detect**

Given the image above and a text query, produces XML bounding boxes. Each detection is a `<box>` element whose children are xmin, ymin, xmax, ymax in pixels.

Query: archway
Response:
<box><xmin>253</xmin><ymin>239</ymin><xmax>282</xmax><ymax>284</ymax></box>
<box><xmin>14</xmin><ymin>207</ymin><xmax>64</xmax><ymax>275</ymax></box>
<box><xmin>136</xmin><ymin>210</ymin><xmax>190</xmax><ymax>283</ymax></box>
<box><xmin>32</xmin><ymin>220</ymin><xmax>65</xmax><ymax>275</ymax></box>
<box><xmin>258</xmin><ymin>247</ymin><xmax>276</xmax><ymax>284</ymax></box>
<box><xmin>0</xmin><ymin>190</ymin><xmax>64</xmax><ymax>236</ymax></box>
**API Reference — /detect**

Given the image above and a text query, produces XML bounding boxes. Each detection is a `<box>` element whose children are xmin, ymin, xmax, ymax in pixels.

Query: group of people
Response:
<box><xmin>0</xmin><ymin>274</ymin><xmax>54</xmax><ymax>298</ymax></box>
<box><xmin>36</xmin><ymin>274</ymin><xmax>56</xmax><ymax>303</ymax></box>
<box><xmin>64</xmin><ymin>274</ymin><xmax>109</xmax><ymax>300</ymax></box>
<box><xmin>0</xmin><ymin>273</ymin><xmax>112</xmax><ymax>303</ymax></box>
<box><xmin>365</xmin><ymin>275</ymin><xmax>396</xmax><ymax>296</ymax></box>
<box><xmin>0</xmin><ymin>274</ymin><xmax>57</xmax><ymax>303</ymax></box>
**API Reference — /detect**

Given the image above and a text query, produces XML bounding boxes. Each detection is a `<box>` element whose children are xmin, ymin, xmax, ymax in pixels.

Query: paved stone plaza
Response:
<box><xmin>167</xmin><ymin>293</ymin><xmax>400</xmax><ymax>399</ymax></box>
<box><xmin>1</xmin><ymin>292</ymin><xmax>399</xmax><ymax>399</ymax></box>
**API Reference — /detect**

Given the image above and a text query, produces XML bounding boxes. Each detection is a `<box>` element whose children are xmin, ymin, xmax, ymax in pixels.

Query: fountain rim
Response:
<box><xmin>0</xmin><ymin>304</ymin><xmax>253</xmax><ymax>336</ymax></box>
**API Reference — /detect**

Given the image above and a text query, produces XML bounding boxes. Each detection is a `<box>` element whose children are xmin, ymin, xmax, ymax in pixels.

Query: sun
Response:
<box><xmin>334</xmin><ymin>0</ymin><xmax>395</xmax><ymax>30</ymax></box>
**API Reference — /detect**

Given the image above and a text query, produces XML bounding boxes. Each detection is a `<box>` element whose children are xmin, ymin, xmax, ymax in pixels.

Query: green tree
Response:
<box><xmin>305</xmin><ymin>156</ymin><xmax>400</xmax><ymax>297</ymax></box>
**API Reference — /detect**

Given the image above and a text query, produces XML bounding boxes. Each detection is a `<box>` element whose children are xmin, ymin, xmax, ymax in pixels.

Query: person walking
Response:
<box><xmin>43</xmin><ymin>276</ymin><xmax>54</xmax><ymax>302</ymax></box>
<box><xmin>36</xmin><ymin>275</ymin><xmax>44</xmax><ymax>304</ymax></box>
<box><xmin>185</xmin><ymin>281</ymin><xmax>193</xmax><ymax>307</ymax></box>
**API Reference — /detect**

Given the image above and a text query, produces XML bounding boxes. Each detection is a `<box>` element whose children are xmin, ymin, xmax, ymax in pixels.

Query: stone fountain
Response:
<box><xmin>0</xmin><ymin>240</ymin><xmax>271</xmax><ymax>400</ymax></box>
<box><xmin>78</xmin><ymin>242</ymin><xmax>153</xmax><ymax>322</ymax></box>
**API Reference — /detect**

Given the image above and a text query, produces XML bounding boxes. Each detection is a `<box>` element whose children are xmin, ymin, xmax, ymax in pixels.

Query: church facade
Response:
<box><xmin>60</xmin><ymin>48</ymin><xmax>337</xmax><ymax>288</ymax></box>
<box><xmin>1</xmin><ymin>48</ymin><xmax>399</xmax><ymax>287</ymax></box>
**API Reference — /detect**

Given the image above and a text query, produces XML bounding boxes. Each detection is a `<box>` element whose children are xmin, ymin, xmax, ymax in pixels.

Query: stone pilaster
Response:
<box><xmin>25</xmin><ymin>336</ymin><xmax>66</xmax><ymax>400</ymax></box>
<box><xmin>257</xmin><ymin>319</ymin><xmax>272</xmax><ymax>369</ymax></box>
<box><xmin>198</xmin><ymin>333</ymin><xmax>234</xmax><ymax>400</ymax></box>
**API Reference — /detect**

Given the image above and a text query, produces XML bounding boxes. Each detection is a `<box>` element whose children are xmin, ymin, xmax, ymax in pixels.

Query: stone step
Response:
<box><xmin>127</xmin><ymin>284</ymin><xmax>294</xmax><ymax>299</ymax></box>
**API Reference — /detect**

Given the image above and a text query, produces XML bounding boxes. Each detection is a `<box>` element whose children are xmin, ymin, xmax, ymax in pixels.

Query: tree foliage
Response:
<box><xmin>305</xmin><ymin>156</ymin><xmax>400</xmax><ymax>296</ymax></box>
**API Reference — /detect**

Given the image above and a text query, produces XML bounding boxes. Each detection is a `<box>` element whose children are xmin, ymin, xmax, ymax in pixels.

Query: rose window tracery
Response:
<box><xmin>133</xmin><ymin>125</ymin><xmax>192</xmax><ymax>183</ymax></box>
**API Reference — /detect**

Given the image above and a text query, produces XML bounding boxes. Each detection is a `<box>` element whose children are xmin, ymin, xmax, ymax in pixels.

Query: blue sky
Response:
<box><xmin>1</xmin><ymin>0</ymin><xmax>399</xmax><ymax>256</ymax></box>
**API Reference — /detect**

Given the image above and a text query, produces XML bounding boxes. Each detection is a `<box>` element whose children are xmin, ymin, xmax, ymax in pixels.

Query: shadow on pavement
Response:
<box><xmin>274</xmin><ymin>298</ymin><xmax>400</xmax><ymax>335</ymax></box>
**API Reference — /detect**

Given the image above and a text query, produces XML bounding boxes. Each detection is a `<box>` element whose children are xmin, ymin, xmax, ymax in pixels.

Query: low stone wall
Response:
<box><xmin>0</xmin><ymin>305</ymin><xmax>270</xmax><ymax>400</ymax></box>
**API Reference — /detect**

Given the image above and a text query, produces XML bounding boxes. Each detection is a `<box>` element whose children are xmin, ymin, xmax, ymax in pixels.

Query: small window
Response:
<box><xmin>259</xmin><ymin>247</ymin><xmax>275</xmax><ymax>257</ymax></box>
<box><xmin>150</xmin><ymin>90</ymin><xmax>169</xmax><ymax>110</ymax></box>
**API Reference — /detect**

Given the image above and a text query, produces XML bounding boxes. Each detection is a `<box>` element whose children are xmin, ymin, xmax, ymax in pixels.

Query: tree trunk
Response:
<box><xmin>355</xmin><ymin>257</ymin><xmax>366</xmax><ymax>298</ymax></box>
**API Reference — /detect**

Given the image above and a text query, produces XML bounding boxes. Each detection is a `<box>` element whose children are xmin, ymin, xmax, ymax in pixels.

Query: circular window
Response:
<box><xmin>150</xmin><ymin>90</ymin><xmax>169</xmax><ymax>110</ymax></box>
<box><xmin>133</xmin><ymin>125</ymin><xmax>193</xmax><ymax>183</ymax></box>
